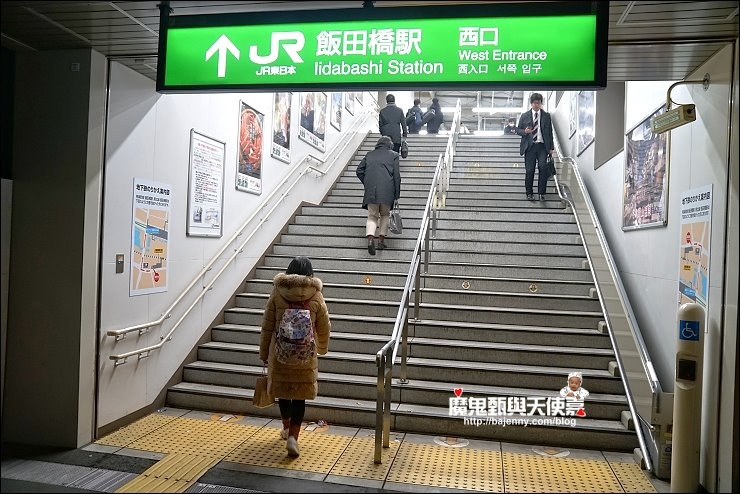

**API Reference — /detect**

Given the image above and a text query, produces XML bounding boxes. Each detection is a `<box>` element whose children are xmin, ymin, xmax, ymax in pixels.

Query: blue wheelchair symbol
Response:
<box><xmin>679</xmin><ymin>320</ymin><xmax>700</xmax><ymax>341</ymax></box>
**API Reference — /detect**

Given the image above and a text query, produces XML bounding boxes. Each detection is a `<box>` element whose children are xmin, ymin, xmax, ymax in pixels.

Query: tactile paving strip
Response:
<box><xmin>329</xmin><ymin>434</ymin><xmax>400</xmax><ymax>481</ymax></box>
<box><xmin>386</xmin><ymin>441</ymin><xmax>503</xmax><ymax>492</ymax></box>
<box><xmin>608</xmin><ymin>460</ymin><xmax>657</xmax><ymax>492</ymax></box>
<box><xmin>126</xmin><ymin>417</ymin><xmax>260</xmax><ymax>458</ymax></box>
<box><xmin>225</xmin><ymin>426</ymin><xmax>352</xmax><ymax>472</ymax></box>
<box><xmin>115</xmin><ymin>453</ymin><xmax>219</xmax><ymax>493</ymax></box>
<box><xmin>503</xmin><ymin>452</ymin><xmax>623</xmax><ymax>493</ymax></box>
<box><xmin>96</xmin><ymin>413</ymin><xmax>178</xmax><ymax>447</ymax></box>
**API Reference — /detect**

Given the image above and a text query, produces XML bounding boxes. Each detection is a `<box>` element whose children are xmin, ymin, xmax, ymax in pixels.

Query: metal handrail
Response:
<box><xmin>551</xmin><ymin>136</ymin><xmax>660</xmax><ymax>473</ymax></box>
<box><xmin>108</xmin><ymin>112</ymin><xmax>373</xmax><ymax>363</ymax></box>
<box><xmin>374</xmin><ymin>101</ymin><xmax>462</xmax><ymax>463</ymax></box>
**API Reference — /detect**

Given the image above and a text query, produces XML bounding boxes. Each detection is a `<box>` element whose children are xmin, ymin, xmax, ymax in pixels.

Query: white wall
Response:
<box><xmin>551</xmin><ymin>44</ymin><xmax>736</xmax><ymax>491</ymax></box>
<box><xmin>98</xmin><ymin>62</ymin><xmax>375</xmax><ymax>428</ymax></box>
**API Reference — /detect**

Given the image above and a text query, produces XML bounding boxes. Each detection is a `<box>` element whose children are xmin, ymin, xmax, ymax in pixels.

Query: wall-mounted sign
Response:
<box><xmin>157</xmin><ymin>2</ymin><xmax>607</xmax><ymax>92</ymax></box>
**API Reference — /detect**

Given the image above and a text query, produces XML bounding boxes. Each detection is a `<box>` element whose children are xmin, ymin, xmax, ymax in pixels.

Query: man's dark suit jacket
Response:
<box><xmin>516</xmin><ymin>109</ymin><xmax>554</xmax><ymax>156</ymax></box>
<box><xmin>379</xmin><ymin>104</ymin><xmax>408</xmax><ymax>144</ymax></box>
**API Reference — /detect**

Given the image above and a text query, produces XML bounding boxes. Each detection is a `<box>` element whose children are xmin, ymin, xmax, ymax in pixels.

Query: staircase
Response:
<box><xmin>167</xmin><ymin>133</ymin><xmax>638</xmax><ymax>452</ymax></box>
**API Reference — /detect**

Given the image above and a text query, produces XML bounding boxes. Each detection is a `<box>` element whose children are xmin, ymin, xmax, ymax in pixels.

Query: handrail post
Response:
<box><xmin>383</xmin><ymin>365</ymin><xmax>392</xmax><ymax>448</ymax></box>
<box><xmin>374</xmin><ymin>351</ymin><xmax>386</xmax><ymax>464</ymax></box>
<box><xmin>401</xmin><ymin>304</ymin><xmax>409</xmax><ymax>383</ymax></box>
<box><xmin>414</xmin><ymin>256</ymin><xmax>422</xmax><ymax>319</ymax></box>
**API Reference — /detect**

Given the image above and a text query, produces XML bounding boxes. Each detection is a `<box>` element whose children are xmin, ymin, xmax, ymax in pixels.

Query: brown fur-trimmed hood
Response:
<box><xmin>273</xmin><ymin>273</ymin><xmax>323</xmax><ymax>303</ymax></box>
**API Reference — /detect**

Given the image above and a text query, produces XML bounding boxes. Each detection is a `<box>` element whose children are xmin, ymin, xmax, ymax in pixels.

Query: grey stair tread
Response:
<box><xmin>408</xmin><ymin>336</ymin><xmax>614</xmax><ymax>356</ymax></box>
<box><xmin>198</xmin><ymin>342</ymin><xmax>615</xmax><ymax>378</ymax></box>
<box><xmin>221</xmin><ymin>310</ymin><xmax>605</xmax><ymax>335</ymax></box>
<box><xmin>182</xmin><ymin>361</ymin><xmax>627</xmax><ymax>404</ymax></box>
<box><xmin>394</xmin><ymin>403</ymin><xmax>632</xmax><ymax>432</ymax></box>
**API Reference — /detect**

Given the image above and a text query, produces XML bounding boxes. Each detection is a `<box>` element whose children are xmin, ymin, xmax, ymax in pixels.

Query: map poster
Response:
<box><xmin>130</xmin><ymin>178</ymin><xmax>172</xmax><ymax>296</ymax></box>
<box><xmin>187</xmin><ymin>129</ymin><xmax>225</xmax><ymax>238</ymax></box>
<box><xmin>236</xmin><ymin>101</ymin><xmax>264</xmax><ymax>195</ymax></box>
<box><xmin>678</xmin><ymin>184</ymin><xmax>713</xmax><ymax>309</ymax></box>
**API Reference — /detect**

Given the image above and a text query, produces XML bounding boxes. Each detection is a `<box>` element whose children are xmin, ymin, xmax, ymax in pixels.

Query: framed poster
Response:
<box><xmin>298</xmin><ymin>92</ymin><xmax>327</xmax><ymax>152</ymax></box>
<box><xmin>568</xmin><ymin>91</ymin><xmax>578</xmax><ymax>138</ymax></box>
<box><xmin>330</xmin><ymin>92</ymin><xmax>342</xmax><ymax>131</ymax></box>
<box><xmin>271</xmin><ymin>92</ymin><xmax>292</xmax><ymax>164</ymax></box>
<box><xmin>355</xmin><ymin>91</ymin><xmax>363</xmax><ymax>106</ymax></box>
<box><xmin>187</xmin><ymin>130</ymin><xmax>225</xmax><ymax>237</ymax></box>
<box><xmin>130</xmin><ymin>178</ymin><xmax>171</xmax><ymax>296</ymax></box>
<box><xmin>622</xmin><ymin>103</ymin><xmax>670</xmax><ymax>231</ymax></box>
<box><xmin>236</xmin><ymin>101</ymin><xmax>264</xmax><ymax>194</ymax></box>
<box><xmin>677</xmin><ymin>185</ymin><xmax>713</xmax><ymax>309</ymax></box>
<box><xmin>576</xmin><ymin>90</ymin><xmax>595</xmax><ymax>156</ymax></box>
<box><xmin>344</xmin><ymin>91</ymin><xmax>355</xmax><ymax>116</ymax></box>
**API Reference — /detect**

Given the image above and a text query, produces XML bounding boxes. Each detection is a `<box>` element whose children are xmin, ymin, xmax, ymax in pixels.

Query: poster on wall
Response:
<box><xmin>622</xmin><ymin>103</ymin><xmax>670</xmax><ymax>231</ymax></box>
<box><xmin>569</xmin><ymin>91</ymin><xmax>578</xmax><ymax>138</ymax></box>
<box><xmin>130</xmin><ymin>178</ymin><xmax>171</xmax><ymax>296</ymax></box>
<box><xmin>236</xmin><ymin>101</ymin><xmax>264</xmax><ymax>194</ymax></box>
<box><xmin>344</xmin><ymin>91</ymin><xmax>355</xmax><ymax>116</ymax></box>
<box><xmin>330</xmin><ymin>92</ymin><xmax>342</xmax><ymax>131</ymax></box>
<box><xmin>298</xmin><ymin>92</ymin><xmax>327</xmax><ymax>152</ymax></box>
<box><xmin>576</xmin><ymin>90</ymin><xmax>595</xmax><ymax>156</ymax></box>
<box><xmin>187</xmin><ymin>130</ymin><xmax>225</xmax><ymax>238</ymax></box>
<box><xmin>355</xmin><ymin>91</ymin><xmax>363</xmax><ymax>106</ymax></box>
<box><xmin>677</xmin><ymin>185</ymin><xmax>713</xmax><ymax>310</ymax></box>
<box><xmin>271</xmin><ymin>92</ymin><xmax>292</xmax><ymax>164</ymax></box>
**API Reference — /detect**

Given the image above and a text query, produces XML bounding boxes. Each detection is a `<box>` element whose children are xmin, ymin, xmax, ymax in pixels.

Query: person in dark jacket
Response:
<box><xmin>260</xmin><ymin>256</ymin><xmax>331</xmax><ymax>458</ymax></box>
<box><xmin>356</xmin><ymin>136</ymin><xmax>401</xmax><ymax>255</ymax></box>
<box><xmin>426</xmin><ymin>97</ymin><xmax>444</xmax><ymax>134</ymax></box>
<box><xmin>378</xmin><ymin>94</ymin><xmax>407</xmax><ymax>153</ymax></box>
<box><xmin>406</xmin><ymin>98</ymin><xmax>424</xmax><ymax>134</ymax></box>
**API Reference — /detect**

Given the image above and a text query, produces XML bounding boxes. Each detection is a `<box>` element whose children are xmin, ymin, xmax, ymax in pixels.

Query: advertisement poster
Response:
<box><xmin>298</xmin><ymin>92</ymin><xmax>327</xmax><ymax>152</ymax></box>
<box><xmin>355</xmin><ymin>91</ymin><xmax>364</xmax><ymax>106</ymax></box>
<box><xmin>236</xmin><ymin>101</ymin><xmax>264</xmax><ymax>194</ymax></box>
<box><xmin>271</xmin><ymin>92</ymin><xmax>291</xmax><ymax>164</ymax></box>
<box><xmin>569</xmin><ymin>91</ymin><xmax>577</xmax><ymax>138</ymax></box>
<box><xmin>576</xmin><ymin>90</ymin><xmax>595</xmax><ymax>156</ymax></box>
<box><xmin>678</xmin><ymin>185</ymin><xmax>713</xmax><ymax>309</ymax></box>
<box><xmin>344</xmin><ymin>91</ymin><xmax>355</xmax><ymax>116</ymax></box>
<box><xmin>622</xmin><ymin>104</ymin><xmax>669</xmax><ymax>230</ymax></box>
<box><xmin>187</xmin><ymin>130</ymin><xmax>225</xmax><ymax>238</ymax></box>
<box><xmin>130</xmin><ymin>178</ymin><xmax>171</xmax><ymax>296</ymax></box>
<box><xmin>330</xmin><ymin>92</ymin><xmax>342</xmax><ymax>131</ymax></box>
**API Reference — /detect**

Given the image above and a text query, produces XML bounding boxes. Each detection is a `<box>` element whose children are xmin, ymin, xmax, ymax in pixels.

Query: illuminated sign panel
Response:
<box><xmin>157</xmin><ymin>2</ymin><xmax>607</xmax><ymax>92</ymax></box>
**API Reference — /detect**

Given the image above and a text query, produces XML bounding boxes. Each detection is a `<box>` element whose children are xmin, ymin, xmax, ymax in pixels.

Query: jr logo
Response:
<box><xmin>249</xmin><ymin>32</ymin><xmax>305</xmax><ymax>64</ymax></box>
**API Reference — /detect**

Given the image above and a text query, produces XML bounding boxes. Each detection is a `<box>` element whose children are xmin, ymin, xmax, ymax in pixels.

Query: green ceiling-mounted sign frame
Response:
<box><xmin>156</xmin><ymin>2</ymin><xmax>608</xmax><ymax>93</ymax></box>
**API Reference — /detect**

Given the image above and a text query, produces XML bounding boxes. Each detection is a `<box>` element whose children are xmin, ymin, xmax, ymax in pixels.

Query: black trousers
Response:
<box><xmin>278</xmin><ymin>399</ymin><xmax>306</xmax><ymax>424</ymax></box>
<box><xmin>392</xmin><ymin>142</ymin><xmax>401</xmax><ymax>153</ymax></box>
<box><xmin>524</xmin><ymin>142</ymin><xmax>549</xmax><ymax>195</ymax></box>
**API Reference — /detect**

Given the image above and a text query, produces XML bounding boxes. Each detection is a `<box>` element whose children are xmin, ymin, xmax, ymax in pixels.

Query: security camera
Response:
<box><xmin>651</xmin><ymin>104</ymin><xmax>696</xmax><ymax>134</ymax></box>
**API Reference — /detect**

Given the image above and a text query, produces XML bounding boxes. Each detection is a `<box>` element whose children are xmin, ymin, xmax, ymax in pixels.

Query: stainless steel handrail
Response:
<box><xmin>551</xmin><ymin>136</ymin><xmax>660</xmax><ymax>473</ymax></box>
<box><xmin>108</xmin><ymin>112</ymin><xmax>373</xmax><ymax>363</ymax></box>
<box><xmin>374</xmin><ymin>101</ymin><xmax>461</xmax><ymax>463</ymax></box>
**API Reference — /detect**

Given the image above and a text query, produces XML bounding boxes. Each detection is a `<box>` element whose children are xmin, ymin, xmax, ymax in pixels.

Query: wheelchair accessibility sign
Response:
<box><xmin>679</xmin><ymin>320</ymin><xmax>700</xmax><ymax>341</ymax></box>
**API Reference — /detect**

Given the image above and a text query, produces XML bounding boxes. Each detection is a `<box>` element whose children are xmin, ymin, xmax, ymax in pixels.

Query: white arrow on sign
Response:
<box><xmin>205</xmin><ymin>35</ymin><xmax>240</xmax><ymax>78</ymax></box>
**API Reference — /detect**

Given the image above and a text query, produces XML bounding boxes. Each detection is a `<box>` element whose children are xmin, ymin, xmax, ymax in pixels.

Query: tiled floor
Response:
<box><xmin>2</xmin><ymin>407</ymin><xmax>671</xmax><ymax>493</ymax></box>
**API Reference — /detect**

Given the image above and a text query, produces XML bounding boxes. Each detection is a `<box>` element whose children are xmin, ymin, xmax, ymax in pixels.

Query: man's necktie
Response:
<box><xmin>532</xmin><ymin>112</ymin><xmax>539</xmax><ymax>142</ymax></box>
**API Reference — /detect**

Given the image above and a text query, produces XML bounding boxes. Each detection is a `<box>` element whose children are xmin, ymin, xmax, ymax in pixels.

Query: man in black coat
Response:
<box><xmin>516</xmin><ymin>92</ymin><xmax>554</xmax><ymax>201</ymax></box>
<box><xmin>379</xmin><ymin>94</ymin><xmax>407</xmax><ymax>153</ymax></box>
<box><xmin>356</xmin><ymin>136</ymin><xmax>401</xmax><ymax>255</ymax></box>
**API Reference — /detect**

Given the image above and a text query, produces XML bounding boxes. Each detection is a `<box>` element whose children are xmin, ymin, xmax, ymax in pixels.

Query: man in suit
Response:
<box><xmin>379</xmin><ymin>94</ymin><xmax>407</xmax><ymax>153</ymax></box>
<box><xmin>516</xmin><ymin>93</ymin><xmax>554</xmax><ymax>201</ymax></box>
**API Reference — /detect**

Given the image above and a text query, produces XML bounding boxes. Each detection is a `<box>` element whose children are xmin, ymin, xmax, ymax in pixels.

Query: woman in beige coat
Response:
<box><xmin>260</xmin><ymin>256</ymin><xmax>331</xmax><ymax>457</ymax></box>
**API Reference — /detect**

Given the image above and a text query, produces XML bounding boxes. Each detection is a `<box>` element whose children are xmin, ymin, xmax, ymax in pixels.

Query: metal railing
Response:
<box><xmin>374</xmin><ymin>100</ymin><xmax>461</xmax><ymax>463</ymax></box>
<box><xmin>551</xmin><ymin>135</ymin><xmax>662</xmax><ymax>473</ymax></box>
<box><xmin>107</xmin><ymin>112</ymin><xmax>373</xmax><ymax>364</ymax></box>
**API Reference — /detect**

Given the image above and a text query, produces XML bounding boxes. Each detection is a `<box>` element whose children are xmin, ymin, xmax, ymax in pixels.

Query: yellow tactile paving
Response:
<box><xmin>126</xmin><ymin>417</ymin><xmax>260</xmax><ymax>458</ymax></box>
<box><xmin>225</xmin><ymin>426</ymin><xmax>353</xmax><ymax>472</ymax></box>
<box><xmin>503</xmin><ymin>452</ymin><xmax>624</xmax><ymax>493</ymax></box>
<box><xmin>329</xmin><ymin>434</ymin><xmax>401</xmax><ymax>481</ymax></box>
<box><xmin>96</xmin><ymin>413</ymin><xmax>178</xmax><ymax>447</ymax></box>
<box><xmin>386</xmin><ymin>441</ymin><xmax>504</xmax><ymax>492</ymax></box>
<box><xmin>115</xmin><ymin>453</ymin><xmax>219</xmax><ymax>493</ymax></box>
<box><xmin>608</xmin><ymin>460</ymin><xmax>658</xmax><ymax>492</ymax></box>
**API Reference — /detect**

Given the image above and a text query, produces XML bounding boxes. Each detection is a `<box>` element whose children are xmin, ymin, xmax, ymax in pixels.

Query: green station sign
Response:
<box><xmin>157</xmin><ymin>2</ymin><xmax>607</xmax><ymax>92</ymax></box>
